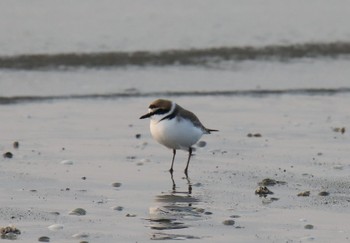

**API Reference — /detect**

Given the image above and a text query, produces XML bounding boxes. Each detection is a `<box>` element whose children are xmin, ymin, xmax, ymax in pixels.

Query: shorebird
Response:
<box><xmin>140</xmin><ymin>99</ymin><xmax>218</xmax><ymax>175</ymax></box>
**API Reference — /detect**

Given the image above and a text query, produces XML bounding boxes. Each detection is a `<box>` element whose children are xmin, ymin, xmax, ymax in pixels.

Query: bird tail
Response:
<box><xmin>206</xmin><ymin>128</ymin><xmax>219</xmax><ymax>134</ymax></box>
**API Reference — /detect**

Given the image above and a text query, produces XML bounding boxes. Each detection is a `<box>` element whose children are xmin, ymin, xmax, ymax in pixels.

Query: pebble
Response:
<box><xmin>48</xmin><ymin>224</ymin><xmax>64</xmax><ymax>231</ymax></box>
<box><xmin>333</xmin><ymin>127</ymin><xmax>346</xmax><ymax>134</ymax></box>
<box><xmin>3</xmin><ymin>152</ymin><xmax>13</xmax><ymax>159</ymax></box>
<box><xmin>111</xmin><ymin>206</ymin><xmax>124</xmax><ymax>211</ymax></box>
<box><xmin>0</xmin><ymin>225</ymin><xmax>21</xmax><ymax>237</ymax></box>
<box><xmin>318</xmin><ymin>191</ymin><xmax>330</xmax><ymax>196</ymax></box>
<box><xmin>258</xmin><ymin>178</ymin><xmax>286</xmax><ymax>186</ymax></box>
<box><xmin>223</xmin><ymin>219</ymin><xmax>235</xmax><ymax>226</ymax></box>
<box><xmin>38</xmin><ymin>236</ymin><xmax>50</xmax><ymax>242</ymax></box>
<box><xmin>112</xmin><ymin>182</ymin><xmax>122</xmax><ymax>188</ymax></box>
<box><xmin>13</xmin><ymin>141</ymin><xmax>19</xmax><ymax>149</ymax></box>
<box><xmin>197</xmin><ymin>141</ymin><xmax>207</xmax><ymax>148</ymax></box>
<box><xmin>135</xmin><ymin>134</ymin><xmax>141</xmax><ymax>139</ymax></box>
<box><xmin>72</xmin><ymin>232</ymin><xmax>89</xmax><ymax>239</ymax></box>
<box><xmin>255</xmin><ymin>186</ymin><xmax>274</xmax><ymax>196</ymax></box>
<box><xmin>60</xmin><ymin>160</ymin><xmax>74</xmax><ymax>165</ymax></box>
<box><xmin>300</xmin><ymin>236</ymin><xmax>316</xmax><ymax>241</ymax></box>
<box><xmin>69</xmin><ymin>208</ymin><xmax>87</xmax><ymax>216</ymax></box>
<box><xmin>247</xmin><ymin>133</ymin><xmax>262</xmax><ymax>137</ymax></box>
<box><xmin>195</xmin><ymin>208</ymin><xmax>205</xmax><ymax>213</ymax></box>
<box><xmin>298</xmin><ymin>191</ymin><xmax>310</xmax><ymax>197</ymax></box>
<box><xmin>304</xmin><ymin>224</ymin><xmax>314</xmax><ymax>230</ymax></box>
<box><xmin>125</xmin><ymin>213</ymin><xmax>136</xmax><ymax>217</ymax></box>
<box><xmin>333</xmin><ymin>165</ymin><xmax>344</xmax><ymax>170</ymax></box>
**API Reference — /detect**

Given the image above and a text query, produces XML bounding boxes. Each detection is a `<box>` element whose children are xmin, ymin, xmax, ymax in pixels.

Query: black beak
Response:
<box><xmin>140</xmin><ymin>113</ymin><xmax>152</xmax><ymax>119</ymax></box>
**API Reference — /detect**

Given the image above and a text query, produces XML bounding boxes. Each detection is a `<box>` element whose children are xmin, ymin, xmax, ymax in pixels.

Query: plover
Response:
<box><xmin>140</xmin><ymin>99</ymin><xmax>218</xmax><ymax>175</ymax></box>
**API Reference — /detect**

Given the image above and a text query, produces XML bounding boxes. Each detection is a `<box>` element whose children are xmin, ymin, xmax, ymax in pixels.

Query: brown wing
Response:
<box><xmin>177</xmin><ymin>105</ymin><xmax>218</xmax><ymax>134</ymax></box>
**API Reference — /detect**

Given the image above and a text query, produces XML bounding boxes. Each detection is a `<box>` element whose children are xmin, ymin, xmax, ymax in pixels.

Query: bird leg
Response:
<box><xmin>169</xmin><ymin>149</ymin><xmax>176</xmax><ymax>174</ymax></box>
<box><xmin>170</xmin><ymin>172</ymin><xmax>176</xmax><ymax>192</ymax></box>
<box><xmin>184</xmin><ymin>147</ymin><xmax>193</xmax><ymax>176</ymax></box>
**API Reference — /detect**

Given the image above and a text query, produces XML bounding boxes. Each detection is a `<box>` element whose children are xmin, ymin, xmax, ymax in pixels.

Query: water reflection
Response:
<box><xmin>149</xmin><ymin>175</ymin><xmax>203</xmax><ymax>240</ymax></box>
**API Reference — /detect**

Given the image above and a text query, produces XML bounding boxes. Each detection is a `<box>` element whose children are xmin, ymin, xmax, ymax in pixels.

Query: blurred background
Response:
<box><xmin>0</xmin><ymin>0</ymin><xmax>349</xmax><ymax>100</ymax></box>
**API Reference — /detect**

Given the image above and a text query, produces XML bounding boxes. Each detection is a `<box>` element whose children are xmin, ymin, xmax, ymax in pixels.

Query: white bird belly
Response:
<box><xmin>150</xmin><ymin>117</ymin><xmax>203</xmax><ymax>150</ymax></box>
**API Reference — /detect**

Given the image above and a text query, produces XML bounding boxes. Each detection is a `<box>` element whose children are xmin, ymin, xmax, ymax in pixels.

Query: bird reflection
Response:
<box><xmin>149</xmin><ymin>174</ymin><xmax>202</xmax><ymax>240</ymax></box>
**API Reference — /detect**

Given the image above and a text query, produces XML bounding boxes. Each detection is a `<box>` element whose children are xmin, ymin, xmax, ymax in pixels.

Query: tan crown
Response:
<box><xmin>149</xmin><ymin>99</ymin><xmax>172</xmax><ymax>111</ymax></box>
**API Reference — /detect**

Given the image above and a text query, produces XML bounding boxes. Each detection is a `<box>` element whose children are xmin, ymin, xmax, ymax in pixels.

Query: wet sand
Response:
<box><xmin>0</xmin><ymin>94</ymin><xmax>349</xmax><ymax>242</ymax></box>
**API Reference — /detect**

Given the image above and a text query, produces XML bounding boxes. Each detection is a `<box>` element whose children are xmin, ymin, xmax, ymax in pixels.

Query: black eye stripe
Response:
<box><xmin>154</xmin><ymin>109</ymin><xmax>168</xmax><ymax>115</ymax></box>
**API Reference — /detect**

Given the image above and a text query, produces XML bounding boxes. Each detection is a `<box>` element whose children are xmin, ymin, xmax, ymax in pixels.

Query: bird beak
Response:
<box><xmin>140</xmin><ymin>113</ymin><xmax>152</xmax><ymax>119</ymax></box>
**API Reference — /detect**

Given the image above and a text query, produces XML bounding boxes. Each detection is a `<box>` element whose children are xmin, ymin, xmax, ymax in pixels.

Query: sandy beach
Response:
<box><xmin>1</xmin><ymin>1</ymin><xmax>350</xmax><ymax>242</ymax></box>
<box><xmin>1</xmin><ymin>92</ymin><xmax>349</xmax><ymax>242</ymax></box>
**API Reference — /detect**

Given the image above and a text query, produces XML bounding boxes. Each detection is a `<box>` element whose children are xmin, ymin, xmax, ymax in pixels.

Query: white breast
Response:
<box><xmin>150</xmin><ymin>116</ymin><xmax>204</xmax><ymax>151</ymax></box>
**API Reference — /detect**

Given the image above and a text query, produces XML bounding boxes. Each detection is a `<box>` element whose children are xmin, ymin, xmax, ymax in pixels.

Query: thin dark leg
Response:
<box><xmin>169</xmin><ymin>149</ymin><xmax>176</xmax><ymax>174</ymax></box>
<box><xmin>185</xmin><ymin>176</ymin><xmax>192</xmax><ymax>194</ymax></box>
<box><xmin>170</xmin><ymin>172</ymin><xmax>176</xmax><ymax>192</ymax></box>
<box><xmin>184</xmin><ymin>147</ymin><xmax>192</xmax><ymax>176</ymax></box>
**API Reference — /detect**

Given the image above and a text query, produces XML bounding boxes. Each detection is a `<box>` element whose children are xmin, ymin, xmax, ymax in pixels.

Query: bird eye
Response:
<box><xmin>154</xmin><ymin>109</ymin><xmax>167</xmax><ymax>115</ymax></box>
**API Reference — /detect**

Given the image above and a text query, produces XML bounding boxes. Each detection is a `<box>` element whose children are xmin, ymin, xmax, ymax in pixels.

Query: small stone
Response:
<box><xmin>72</xmin><ymin>232</ymin><xmax>89</xmax><ymax>239</ymax></box>
<box><xmin>60</xmin><ymin>160</ymin><xmax>74</xmax><ymax>165</ymax></box>
<box><xmin>247</xmin><ymin>133</ymin><xmax>262</xmax><ymax>137</ymax></box>
<box><xmin>258</xmin><ymin>178</ymin><xmax>287</xmax><ymax>186</ymax></box>
<box><xmin>3</xmin><ymin>152</ymin><xmax>13</xmax><ymax>159</ymax></box>
<box><xmin>38</xmin><ymin>236</ymin><xmax>50</xmax><ymax>242</ymax></box>
<box><xmin>255</xmin><ymin>186</ymin><xmax>273</xmax><ymax>196</ymax></box>
<box><xmin>223</xmin><ymin>220</ymin><xmax>235</xmax><ymax>226</ymax></box>
<box><xmin>81</xmin><ymin>176</ymin><xmax>87</xmax><ymax>180</ymax></box>
<box><xmin>304</xmin><ymin>224</ymin><xmax>314</xmax><ymax>229</ymax></box>
<box><xmin>333</xmin><ymin>165</ymin><xmax>344</xmax><ymax>170</ymax></box>
<box><xmin>195</xmin><ymin>208</ymin><xmax>205</xmax><ymax>213</ymax></box>
<box><xmin>112</xmin><ymin>182</ymin><xmax>122</xmax><ymax>188</ymax></box>
<box><xmin>333</xmin><ymin>127</ymin><xmax>346</xmax><ymax>134</ymax></box>
<box><xmin>48</xmin><ymin>224</ymin><xmax>64</xmax><ymax>231</ymax></box>
<box><xmin>111</xmin><ymin>206</ymin><xmax>124</xmax><ymax>211</ymax></box>
<box><xmin>0</xmin><ymin>225</ymin><xmax>21</xmax><ymax>237</ymax></box>
<box><xmin>258</xmin><ymin>178</ymin><xmax>276</xmax><ymax>186</ymax></box>
<box><xmin>197</xmin><ymin>141</ymin><xmax>207</xmax><ymax>148</ymax></box>
<box><xmin>125</xmin><ymin>213</ymin><xmax>136</xmax><ymax>217</ymax></box>
<box><xmin>13</xmin><ymin>141</ymin><xmax>19</xmax><ymax>149</ymax></box>
<box><xmin>69</xmin><ymin>208</ymin><xmax>86</xmax><ymax>216</ymax></box>
<box><xmin>341</xmin><ymin>127</ymin><xmax>346</xmax><ymax>134</ymax></box>
<box><xmin>135</xmin><ymin>134</ymin><xmax>141</xmax><ymax>139</ymax></box>
<box><xmin>230</xmin><ymin>215</ymin><xmax>241</xmax><ymax>218</ymax></box>
<box><xmin>318</xmin><ymin>191</ymin><xmax>330</xmax><ymax>196</ymax></box>
<box><xmin>298</xmin><ymin>191</ymin><xmax>310</xmax><ymax>197</ymax></box>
